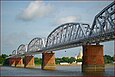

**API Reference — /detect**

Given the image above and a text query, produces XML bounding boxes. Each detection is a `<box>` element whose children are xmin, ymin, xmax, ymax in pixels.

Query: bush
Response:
<box><xmin>69</xmin><ymin>57</ymin><xmax>76</xmax><ymax>64</ymax></box>
<box><xmin>62</xmin><ymin>57</ymin><xmax>69</xmax><ymax>63</ymax></box>
<box><xmin>76</xmin><ymin>58</ymin><xmax>82</xmax><ymax>62</ymax></box>
<box><xmin>3</xmin><ymin>59</ymin><xmax>9</xmax><ymax>66</ymax></box>
<box><xmin>55</xmin><ymin>58</ymin><xmax>61</xmax><ymax>64</ymax></box>
<box><xmin>34</xmin><ymin>57</ymin><xmax>42</xmax><ymax>65</ymax></box>
<box><xmin>0</xmin><ymin>56</ymin><xmax>4</xmax><ymax>64</ymax></box>
<box><xmin>104</xmin><ymin>55</ymin><xmax>113</xmax><ymax>64</ymax></box>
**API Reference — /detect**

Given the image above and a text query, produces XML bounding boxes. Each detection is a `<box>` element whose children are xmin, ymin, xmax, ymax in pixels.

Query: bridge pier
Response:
<box><xmin>42</xmin><ymin>52</ymin><xmax>56</xmax><ymax>70</ymax></box>
<box><xmin>82</xmin><ymin>45</ymin><xmax>105</xmax><ymax>73</ymax></box>
<box><xmin>9</xmin><ymin>58</ymin><xmax>16</xmax><ymax>66</ymax></box>
<box><xmin>24</xmin><ymin>55</ymin><xmax>35</xmax><ymax>68</ymax></box>
<box><xmin>15</xmin><ymin>57</ymin><xmax>24</xmax><ymax>67</ymax></box>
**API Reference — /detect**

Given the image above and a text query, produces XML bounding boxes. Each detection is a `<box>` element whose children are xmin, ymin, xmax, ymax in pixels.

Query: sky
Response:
<box><xmin>1</xmin><ymin>0</ymin><xmax>114</xmax><ymax>58</ymax></box>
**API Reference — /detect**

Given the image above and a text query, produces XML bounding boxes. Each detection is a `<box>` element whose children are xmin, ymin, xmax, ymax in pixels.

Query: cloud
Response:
<box><xmin>18</xmin><ymin>0</ymin><xmax>53</xmax><ymax>21</ymax></box>
<box><xmin>56</xmin><ymin>16</ymin><xmax>81</xmax><ymax>25</ymax></box>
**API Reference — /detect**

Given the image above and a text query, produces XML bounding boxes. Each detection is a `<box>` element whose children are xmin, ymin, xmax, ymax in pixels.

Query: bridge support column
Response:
<box><xmin>15</xmin><ymin>57</ymin><xmax>24</xmax><ymax>67</ymax></box>
<box><xmin>24</xmin><ymin>55</ymin><xmax>35</xmax><ymax>68</ymax></box>
<box><xmin>42</xmin><ymin>52</ymin><xmax>56</xmax><ymax>70</ymax></box>
<box><xmin>9</xmin><ymin>58</ymin><xmax>16</xmax><ymax>66</ymax></box>
<box><xmin>82</xmin><ymin>45</ymin><xmax>105</xmax><ymax>73</ymax></box>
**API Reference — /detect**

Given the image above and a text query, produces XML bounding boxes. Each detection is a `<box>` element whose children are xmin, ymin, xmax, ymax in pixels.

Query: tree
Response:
<box><xmin>3</xmin><ymin>58</ymin><xmax>9</xmax><ymax>66</ymax></box>
<box><xmin>62</xmin><ymin>57</ymin><xmax>69</xmax><ymax>63</ymax></box>
<box><xmin>104</xmin><ymin>55</ymin><xmax>113</xmax><ymax>64</ymax></box>
<box><xmin>2</xmin><ymin>54</ymin><xmax>8</xmax><ymax>59</ymax></box>
<box><xmin>69</xmin><ymin>57</ymin><xmax>76</xmax><ymax>64</ymax></box>
<box><xmin>34</xmin><ymin>57</ymin><xmax>42</xmax><ymax>65</ymax></box>
<box><xmin>0</xmin><ymin>56</ymin><xmax>4</xmax><ymax>64</ymax></box>
<box><xmin>0</xmin><ymin>54</ymin><xmax>8</xmax><ymax>65</ymax></box>
<box><xmin>55</xmin><ymin>58</ymin><xmax>61</xmax><ymax>64</ymax></box>
<box><xmin>76</xmin><ymin>58</ymin><xmax>83</xmax><ymax>62</ymax></box>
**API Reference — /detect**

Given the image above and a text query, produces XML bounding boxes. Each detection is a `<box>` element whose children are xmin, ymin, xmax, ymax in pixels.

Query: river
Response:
<box><xmin>0</xmin><ymin>64</ymin><xmax>114</xmax><ymax>76</ymax></box>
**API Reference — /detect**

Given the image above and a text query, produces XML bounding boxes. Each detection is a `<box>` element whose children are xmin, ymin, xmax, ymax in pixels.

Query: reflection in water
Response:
<box><xmin>1</xmin><ymin>64</ymin><xmax>114</xmax><ymax>76</ymax></box>
<box><xmin>83</xmin><ymin>72</ymin><xmax>105</xmax><ymax>76</ymax></box>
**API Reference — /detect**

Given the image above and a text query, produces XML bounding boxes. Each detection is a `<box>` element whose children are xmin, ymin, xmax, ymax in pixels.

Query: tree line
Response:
<box><xmin>0</xmin><ymin>54</ymin><xmax>114</xmax><ymax>66</ymax></box>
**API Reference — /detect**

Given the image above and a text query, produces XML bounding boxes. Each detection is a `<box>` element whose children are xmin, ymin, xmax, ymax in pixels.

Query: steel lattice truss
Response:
<box><xmin>27</xmin><ymin>37</ymin><xmax>45</xmax><ymax>52</ymax></box>
<box><xmin>17</xmin><ymin>44</ymin><xmax>26</xmax><ymax>54</ymax></box>
<box><xmin>43</xmin><ymin>2</ymin><xmax>115</xmax><ymax>51</ymax></box>
<box><xmin>89</xmin><ymin>2</ymin><xmax>114</xmax><ymax>36</ymax></box>
<box><xmin>9</xmin><ymin>2</ymin><xmax>115</xmax><ymax>57</ymax></box>
<box><xmin>12</xmin><ymin>50</ymin><xmax>16</xmax><ymax>55</ymax></box>
<box><xmin>87</xmin><ymin>2</ymin><xmax>114</xmax><ymax>44</ymax></box>
<box><xmin>46</xmin><ymin>23</ymin><xmax>90</xmax><ymax>48</ymax></box>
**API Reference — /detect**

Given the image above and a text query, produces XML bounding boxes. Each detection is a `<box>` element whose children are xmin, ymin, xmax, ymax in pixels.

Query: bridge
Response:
<box><xmin>8</xmin><ymin>2</ymin><xmax>114</xmax><ymax>72</ymax></box>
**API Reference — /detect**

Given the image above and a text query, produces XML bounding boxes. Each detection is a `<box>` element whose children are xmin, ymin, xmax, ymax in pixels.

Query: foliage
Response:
<box><xmin>104</xmin><ymin>55</ymin><xmax>113</xmax><ymax>64</ymax></box>
<box><xmin>55</xmin><ymin>58</ymin><xmax>61</xmax><ymax>64</ymax></box>
<box><xmin>0</xmin><ymin>56</ymin><xmax>4</xmax><ymax>64</ymax></box>
<box><xmin>3</xmin><ymin>59</ymin><xmax>9</xmax><ymax>66</ymax></box>
<box><xmin>69</xmin><ymin>57</ymin><xmax>76</xmax><ymax>64</ymax></box>
<box><xmin>61</xmin><ymin>57</ymin><xmax>70</xmax><ymax>63</ymax></box>
<box><xmin>34</xmin><ymin>57</ymin><xmax>42</xmax><ymax>65</ymax></box>
<box><xmin>76</xmin><ymin>58</ymin><xmax>83</xmax><ymax>62</ymax></box>
<box><xmin>2</xmin><ymin>54</ymin><xmax>8</xmax><ymax>58</ymax></box>
<box><xmin>0</xmin><ymin>54</ymin><xmax>8</xmax><ymax>65</ymax></box>
<box><xmin>56</xmin><ymin>57</ymin><xmax>76</xmax><ymax>64</ymax></box>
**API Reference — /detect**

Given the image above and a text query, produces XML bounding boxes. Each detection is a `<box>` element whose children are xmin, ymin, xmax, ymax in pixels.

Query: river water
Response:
<box><xmin>1</xmin><ymin>65</ymin><xmax>114</xmax><ymax>76</ymax></box>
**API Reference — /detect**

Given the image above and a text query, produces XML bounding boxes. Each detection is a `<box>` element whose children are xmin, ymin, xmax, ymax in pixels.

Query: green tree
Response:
<box><xmin>0</xmin><ymin>54</ymin><xmax>8</xmax><ymax>65</ymax></box>
<box><xmin>3</xmin><ymin>58</ymin><xmax>9</xmax><ymax>66</ymax></box>
<box><xmin>0</xmin><ymin>56</ymin><xmax>4</xmax><ymax>64</ymax></box>
<box><xmin>104</xmin><ymin>55</ymin><xmax>113</xmax><ymax>64</ymax></box>
<box><xmin>2</xmin><ymin>54</ymin><xmax>8</xmax><ymax>59</ymax></box>
<box><xmin>76</xmin><ymin>58</ymin><xmax>83</xmax><ymax>62</ymax></box>
<box><xmin>62</xmin><ymin>57</ymin><xmax>69</xmax><ymax>63</ymax></box>
<box><xmin>34</xmin><ymin>57</ymin><xmax>42</xmax><ymax>65</ymax></box>
<box><xmin>69</xmin><ymin>57</ymin><xmax>76</xmax><ymax>64</ymax></box>
<box><xmin>55</xmin><ymin>58</ymin><xmax>61</xmax><ymax>64</ymax></box>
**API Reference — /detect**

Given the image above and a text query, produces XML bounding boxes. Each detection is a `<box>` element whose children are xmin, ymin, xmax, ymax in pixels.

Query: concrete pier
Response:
<box><xmin>42</xmin><ymin>52</ymin><xmax>56</xmax><ymax>70</ymax></box>
<box><xmin>9</xmin><ymin>58</ymin><xmax>15</xmax><ymax>66</ymax></box>
<box><xmin>24</xmin><ymin>55</ymin><xmax>35</xmax><ymax>68</ymax></box>
<box><xmin>82</xmin><ymin>45</ymin><xmax>105</xmax><ymax>72</ymax></box>
<box><xmin>15</xmin><ymin>57</ymin><xmax>24</xmax><ymax>67</ymax></box>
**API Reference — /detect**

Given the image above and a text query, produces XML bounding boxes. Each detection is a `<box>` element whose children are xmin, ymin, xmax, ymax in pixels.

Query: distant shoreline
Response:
<box><xmin>35</xmin><ymin>63</ymin><xmax>114</xmax><ymax>67</ymax></box>
<box><xmin>0</xmin><ymin>63</ymin><xmax>114</xmax><ymax>67</ymax></box>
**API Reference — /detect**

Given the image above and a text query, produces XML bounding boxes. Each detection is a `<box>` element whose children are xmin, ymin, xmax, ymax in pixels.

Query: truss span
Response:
<box><xmin>17</xmin><ymin>44</ymin><xmax>26</xmax><ymax>54</ymax></box>
<box><xmin>87</xmin><ymin>2</ymin><xmax>115</xmax><ymax>43</ymax></box>
<box><xmin>27</xmin><ymin>37</ymin><xmax>45</xmax><ymax>52</ymax></box>
<box><xmin>12</xmin><ymin>50</ymin><xmax>16</xmax><ymax>55</ymax></box>
<box><xmin>46</xmin><ymin>23</ymin><xmax>90</xmax><ymax>48</ymax></box>
<box><xmin>44</xmin><ymin>2</ymin><xmax>114</xmax><ymax>51</ymax></box>
<box><xmin>89</xmin><ymin>2</ymin><xmax>114</xmax><ymax>36</ymax></box>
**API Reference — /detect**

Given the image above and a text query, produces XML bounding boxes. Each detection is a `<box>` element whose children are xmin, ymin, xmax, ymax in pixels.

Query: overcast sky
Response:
<box><xmin>1</xmin><ymin>0</ymin><xmax>114</xmax><ymax>57</ymax></box>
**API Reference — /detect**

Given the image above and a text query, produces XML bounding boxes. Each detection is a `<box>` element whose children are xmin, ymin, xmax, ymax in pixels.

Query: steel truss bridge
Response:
<box><xmin>10</xmin><ymin>2</ymin><xmax>114</xmax><ymax>58</ymax></box>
